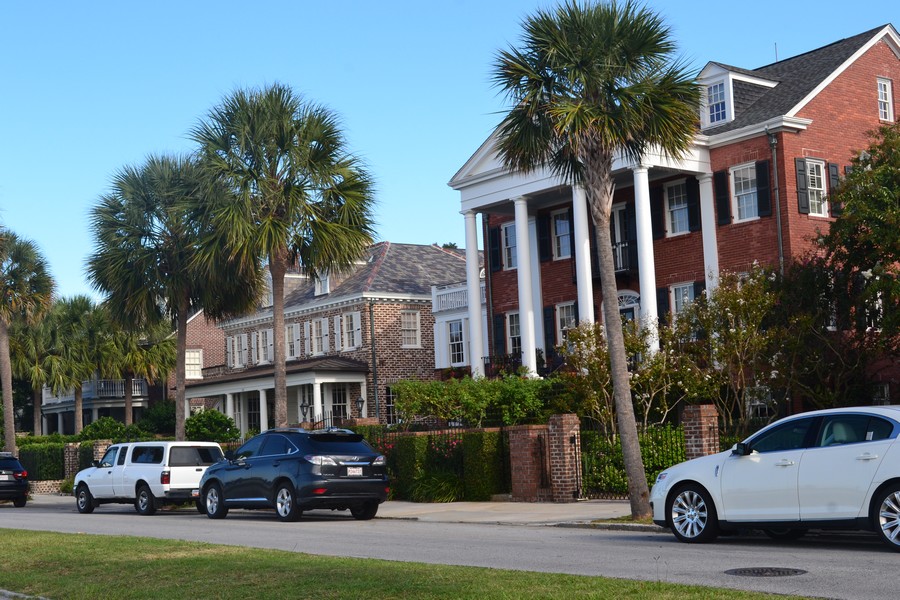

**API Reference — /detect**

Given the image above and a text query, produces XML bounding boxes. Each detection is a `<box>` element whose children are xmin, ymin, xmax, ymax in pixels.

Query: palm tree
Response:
<box><xmin>87</xmin><ymin>154</ymin><xmax>257</xmax><ymax>440</ymax></box>
<box><xmin>492</xmin><ymin>0</ymin><xmax>699</xmax><ymax>518</ymax></box>
<box><xmin>111</xmin><ymin>320</ymin><xmax>176</xmax><ymax>426</ymax></box>
<box><xmin>10</xmin><ymin>314</ymin><xmax>58</xmax><ymax>435</ymax></box>
<box><xmin>192</xmin><ymin>83</ymin><xmax>375</xmax><ymax>428</ymax></box>
<box><xmin>0</xmin><ymin>229</ymin><xmax>54</xmax><ymax>452</ymax></box>
<box><xmin>50</xmin><ymin>296</ymin><xmax>103</xmax><ymax>435</ymax></box>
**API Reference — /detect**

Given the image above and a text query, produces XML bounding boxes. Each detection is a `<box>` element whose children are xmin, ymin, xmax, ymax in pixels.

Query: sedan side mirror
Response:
<box><xmin>732</xmin><ymin>442</ymin><xmax>752</xmax><ymax>456</ymax></box>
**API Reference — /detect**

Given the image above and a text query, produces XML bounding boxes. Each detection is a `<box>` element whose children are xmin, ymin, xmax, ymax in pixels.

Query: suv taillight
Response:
<box><xmin>373</xmin><ymin>456</ymin><xmax>385</xmax><ymax>466</ymax></box>
<box><xmin>14</xmin><ymin>470</ymin><xmax>26</xmax><ymax>480</ymax></box>
<box><xmin>160</xmin><ymin>470</ymin><xmax>170</xmax><ymax>485</ymax></box>
<box><xmin>304</xmin><ymin>455</ymin><xmax>338</xmax><ymax>466</ymax></box>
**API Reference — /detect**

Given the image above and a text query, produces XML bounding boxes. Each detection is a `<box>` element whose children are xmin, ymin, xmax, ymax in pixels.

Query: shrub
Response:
<box><xmin>185</xmin><ymin>410</ymin><xmax>240</xmax><ymax>442</ymax></box>
<box><xmin>410</xmin><ymin>470</ymin><xmax>464</xmax><ymax>503</ymax></box>
<box><xmin>462</xmin><ymin>431</ymin><xmax>507</xmax><ymax>500</ymax></box>
<box><xmin>79</xmin><ymin>417</ymin><xmax>127</xmax><ymax>442</ymax></box>
<box><xmin>138</xmin><ymin>400</ymin><xmax>175</xmax><ymax>435</ymax></box>
<box><xmin>18</xmin><ymin>443</ymin><xmax>65</xmax><ymax>480</ymax></box>
<box><xmin>390</xmin><ymin>435</ymin><xmax>428</xmax><ymax>500</ymax></box>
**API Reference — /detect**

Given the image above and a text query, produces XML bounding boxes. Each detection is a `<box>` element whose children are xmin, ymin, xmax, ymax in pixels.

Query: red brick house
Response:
<box><xmin>183</xmin><ymin>242</ymin><xmax>468</xmax><ymax>433</ymax></box>
<box><xmin>450</xmin><ymin>25</ymin><xmax>899</xmax><ymax>401</ymax></box>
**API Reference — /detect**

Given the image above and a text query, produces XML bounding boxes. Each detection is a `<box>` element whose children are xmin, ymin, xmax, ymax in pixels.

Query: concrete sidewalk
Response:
<box><xmin>377</xmin><ymin>499</ymin><xmax>664</xmax><ymax>531</ymax></box>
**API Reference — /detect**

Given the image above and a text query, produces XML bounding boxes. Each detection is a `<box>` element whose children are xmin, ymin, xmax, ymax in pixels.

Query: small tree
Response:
<box><xmin>185</xmin><ymin>410</ymin><xmax>240</xmax><ymax>443</ymax></box>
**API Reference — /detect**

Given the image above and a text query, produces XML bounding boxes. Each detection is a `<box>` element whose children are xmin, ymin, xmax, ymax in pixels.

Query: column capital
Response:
<box><xmin>632</xmin><ymin>163</ymin><xmax>650</xmax><ymax>175</ymax></box>
<box><xmin>696</xmin><ymin>172</ymin><xmax>713</xmax><ymax>184</ymax></box>
<box><xmin>511</xmin><ymin>195</ymin><xmax>528</xmax><ymax>205</ymax></box>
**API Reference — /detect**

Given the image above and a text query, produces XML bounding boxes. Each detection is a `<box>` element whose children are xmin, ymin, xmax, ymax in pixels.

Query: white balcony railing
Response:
<box><xmin>432</xmin><ymin>281</ymin><xmax>486</xmax><ymax>313</ymax></box>
<box><xmin>42</xmin><ymin>378</ymin><xmax>149</xmax><ymax>406</ymax></box>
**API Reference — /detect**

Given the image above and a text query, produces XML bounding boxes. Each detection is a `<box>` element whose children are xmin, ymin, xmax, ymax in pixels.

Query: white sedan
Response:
<box><xmin>650</xmin><ymin>406</ymin><xmax>900</xmax><ymax>550</ymax></box>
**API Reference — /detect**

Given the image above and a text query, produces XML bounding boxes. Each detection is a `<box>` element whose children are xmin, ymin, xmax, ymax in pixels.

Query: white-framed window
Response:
<box><xmin>331</xmin><ymin>384</ymin><xmax>348</xmax><ymax>420</ymax></box>
<box><xmin>384</xmin><ymin>386</ymin><xmax>398</xmax><ymax>425</ymax></box>
<box><xmin>235</xmin><ymin>334</ymin><xmax>247</xmax><ymax>367</ymax></box>
<box><xmin>312</xmin><ymin>318</ymin><xmax>330</xmax><ymax>355</ymax></box>
<box><xmin>556</xmin><ymin>302</ymin><xmax>577</xmax><ymax>344</ymax></box>
<box><xmin>507</xmin><ymin>312</ymin><xmax>521</xmax><ymax>356</ymax></box>
<box><xmin>314</xmin><ymin>273</ymin><xmax>330</xmax><ymax>296</ymax></box>
<box><xmin>551</xmin><ymin>209</ymin><xmax>571</xmax><ymax>260</ymax></box>
<box><xmin>401</xmin><ymin>310</ymin><xmax>421</xmax><ymax>348</ymax></box>
<box><xmin>707</xmin><ymin>81</ymin><xmax>727</xmax><ymax>125</ymax></box>
<box><xmin>342</xmin><ymin>311</ymin><xmax>362</xmax><ymax>350</ymax></box>
<box><xmin>665</xmin><ymin>180</ymin><xmax>689</xmax><ymax>236</ymax></box>
<box><xmin>259</xmin><ymin>328</ymin><xmax>273</xmax><ymax>363</ymax></box>
<box><xmin>672</xmin><ymin>283</ymin><xmax>695</xmax><ymax>317</ymax></box>
<box><xmin>286</xmin><ymin>324</ymin><xmax>301</xmax><ymax>360</ymax></box>
<box><xmin>448</xmin><ymin>319</ymin><xmax>465</xmax><ymax>366</ymax></box>
<box><xmin>185</xmin><ymin>349</ymin><xmax>202</xmax><ymax>379</ymax></box>
<box><xmin>805</xmin><ymin>159</ymin><xmax>828</xmax><ymax>217</ymax></box>
<box><xmin>501</xmin><ymin>222</ymin><xmax>517</xmax><ymax>270</ymax></box>
<box><xmin>878</xmin><ymin>78</ymin><xmax>894</xmax><ymax>122</ymax></box>
<box><xmin>730</xmin><ymin>163</ymin><xmax>759</xmax><ymax>222</ymax></box>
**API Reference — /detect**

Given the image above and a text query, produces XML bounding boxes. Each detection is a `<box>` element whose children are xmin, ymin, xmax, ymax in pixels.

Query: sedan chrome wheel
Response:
<box><xmin>275</xmin><ymin>483</ymin><xmax>301</xmax><ymax>522</ymax></box>
<box><xmin>668</xmin><ymin>484</ymin><xmax>718</xmax><ymax>543</ymax></box>
<box><xmin>876</xmin><ymin>486</ymin><xmax>900</xmax><ymax>550</ymax></box>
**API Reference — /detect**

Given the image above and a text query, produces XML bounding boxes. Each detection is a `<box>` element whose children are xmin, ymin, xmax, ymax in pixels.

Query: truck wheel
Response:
<box><xmin>13</xmin><ymin>496</ymin><xmax>26</xmax><ymax>508</ymax></box>
<box><xmin>205</xmin><ymin>483</ymin><xmax>228</xmax><ymax>519</ymax></box>
<box><xmin>135</xmin><ymin>484</ymin><xmax>158</xmax><ymax>516</ymax></box>
<box><xmin>195</xmin><ymin>499</ymin><xmax>206</xmax><ymax>514</ymax></box>
<box><xmin>76</xmin><ymin>484</ymin><xmax>95</xmax><ymax>514</ymax></box>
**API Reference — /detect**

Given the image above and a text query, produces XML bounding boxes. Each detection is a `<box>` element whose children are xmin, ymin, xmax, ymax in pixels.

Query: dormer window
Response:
<box><xmin>707</xmin><ymin>82</ymin><xmax>727</xmax><ymax>124</ymax></box>
<box><xmin>314</xmin><ymin>273</ymin><xmax>330</xmax><ymax>296</ymax></box>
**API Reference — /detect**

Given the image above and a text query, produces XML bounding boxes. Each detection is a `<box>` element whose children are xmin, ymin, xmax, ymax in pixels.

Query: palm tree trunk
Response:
<box><xmin>32</xmin><ymin>388</ymin><xmax>42</xmax><ymax>435</ymax></box>
<box><xmin>124</xmin><ymin>371</ymin><xmax>133</xmax><ymax>427</ymax></box>
<box><xmin>0</xmin><ymin>318</ymin><xmax>17</xmax><ymax>454</ymax></box>
<box><xmin>74</xmin><ymin>386</ymin><xmax>83</xmax><ymax>434</ymax></box>
<box><xmin>174</xmin><ymin>297</ymin><xmax>189</xmax><ymax>441</ymax></box>
<box><xmin>270</xmin><ymin>249</ymin><xmax>288</xmax><ymax>428</ymax></box>
<box><xmin>584</xmin><ymin>149</ymin><xmax>651</xmax><ymax>519</ymax></box>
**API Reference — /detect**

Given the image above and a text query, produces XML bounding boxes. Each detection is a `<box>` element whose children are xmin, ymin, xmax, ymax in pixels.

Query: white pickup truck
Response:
<box><xmin>74</xmin><ymin>441</ymin><xmax>224</xmax><ymax>515</ymax></box>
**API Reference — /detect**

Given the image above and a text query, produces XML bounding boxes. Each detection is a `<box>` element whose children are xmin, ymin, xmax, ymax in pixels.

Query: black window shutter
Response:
<box><xmin>589</xmin><ymin>222</ymin><xmax>600</xmax><ymax>279</ymax></box>
<box><xmin>756</xmin><ymin>160</ymin><xmax>772</xmax><ymax>217</ymax></box>
<box><xmin>686</xmin><ymin>176</ymin><xmax>701</xmax><ymax>232</ymax></box>
<box><xmin>488</xmin><ymin>226</ymin><xmax>501</xmax><ymax>272</ymax></box>
<box><xmin>625</xmin><ymin>203</ymin><xmax>637</xmax><ymax>272</ymax></box>
<box><xmin>537</xmin><ymin>214</ymin><xmax>551</xmax><ymax>262</ymax></box>
<box><xmin>568</xmin><ymin>208</ymin><xmax>575</xmax><ymax>257</ymax></box>
<box><xmin>543</xmin><ymin>306</ymin><xmax>556</xmax><ymax>351</ymax></box>
<box><xmin>828</xmin><ymin>162</ymin><xmax>842</xmax><ymax>217</ymax></box>
<box><xmin>795</xmin><ymin>158</ymin><xmax>810</xmax><ymax>214</ymax></box>
<box><xmin>714</xmin><ymin>170</ymin><xmax>731</xmax><ymax>225</ymax></box>
<box><xmin>650</xmin><ymin>187</ymin><xmax>665</xmax><ymax>239</ymax></box>
<box><xmin>656</xmin><ymin>287</ymin><xmax>670</xmax><ymax>327</ymax></box>
<box><xmin>492</xmin><ymin>314</ymin><xmax>506</xmax><ymax>354</ymax></box>
<box><xmin>693</xmin><ymin>279</ymin><xmax>706</xmax><ymax>300</ymax></box>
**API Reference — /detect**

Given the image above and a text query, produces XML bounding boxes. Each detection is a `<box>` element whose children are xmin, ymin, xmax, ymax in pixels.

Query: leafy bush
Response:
<box><xmin>390</xmin><ymin>435</ymin><xmax>428</xmax><ymax>500</ymax></box>
<box><xmin>410</xmin><ymin>470</ymin><xmax>464</xmax><ymax>503</ymax></box>
<box><xmin>462</xmin><ymin>431</ymin><xmax>508</xmax><ymax>500</ymax></box>
<box><xmin>185</xmin><ymin>410</ymin><xmax>240</xmax><ymax>442</ymax></box>
<box><xmin>138</xmin><ymin>400</ymin><xmax>175</xmax><ymax>435</ymax></box>
<box><xmin>79</xmin><ymin>417</ymin><xmax>127</xmax><ymax>441</ymax></box>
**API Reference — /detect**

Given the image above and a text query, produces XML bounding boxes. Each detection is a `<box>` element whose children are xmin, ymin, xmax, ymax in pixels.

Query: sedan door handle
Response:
<box><xmin>774</xmin><ymin>460</ymin><xmax>796</xmax><ymax>467</ymax></box>
<box><xmin>856</xmin><ymin>453</ymin><xmax>879</xmax><ymax>461</ymax></box>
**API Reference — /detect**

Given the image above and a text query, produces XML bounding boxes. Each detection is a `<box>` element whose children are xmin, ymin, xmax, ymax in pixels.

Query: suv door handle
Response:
<box><xmin>775</xmin><ymin>460</ymin><xmax>796</xmax><ymax>467</ymax></box>
<box><xmin>856</xmin><ymin>453</ymin><xmax>878</xmax><ymax>461</ymax></box>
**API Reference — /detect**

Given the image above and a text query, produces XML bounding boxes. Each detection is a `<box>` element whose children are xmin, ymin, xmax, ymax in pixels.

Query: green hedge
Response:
<box><xmin>462</xmin><ymin>431</ymin><xmax>507</xmax><ymax>501</ymax></box>
<box><xmin>19</xmin><ymin>443</ymin><xmax>66</xmax><ymax>481</ymax></box>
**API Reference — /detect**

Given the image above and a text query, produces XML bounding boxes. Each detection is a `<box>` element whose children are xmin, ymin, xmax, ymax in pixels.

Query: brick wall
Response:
<box><xmin>167</xmin><ymin>310</ymin><xmax>226</xmax><ymax>398</ymax></box>
<box><xmin>682</xmin><ymin>405</ymin><xmax>719</xmax><ymax>461</ymax></box>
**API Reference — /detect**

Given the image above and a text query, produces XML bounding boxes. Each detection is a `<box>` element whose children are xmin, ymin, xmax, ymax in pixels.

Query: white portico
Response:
<box><xmin>450</xmin><ymin>132</ymin><xmax>716</xmax><ymax>376</ymax></box>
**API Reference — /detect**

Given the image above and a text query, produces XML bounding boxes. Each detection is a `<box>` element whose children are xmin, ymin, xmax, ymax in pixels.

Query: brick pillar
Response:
<box><xmin>64</xmin><ymin>443</ymin><xmax>80</xmax><ymax>480</ymax></box>
<box><xmin>548</xmin><ymin>414</ymin><xmax>581</xmax><ymax>502</ymax></box>
<box><xmin>683</xmin><ymin>405</ymin><xmax>719</xmax><ymax>461</ymax></box>
<box><xmin>507</xmin><ymin>424</ymin><xmax>549</xmax><ymax>502</ymax></box>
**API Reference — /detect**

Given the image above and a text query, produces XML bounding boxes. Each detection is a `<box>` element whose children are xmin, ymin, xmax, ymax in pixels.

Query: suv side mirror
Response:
<box><xmin>224</xmin><ymin>450</ymin><xmax>234</xmax><ymax>461</ymax></box>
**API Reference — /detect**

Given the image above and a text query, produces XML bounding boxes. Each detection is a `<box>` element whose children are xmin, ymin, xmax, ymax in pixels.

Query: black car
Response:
<box><xmin>198</xmin><ymin>428</ymin><xmax>389</xmax><ymax>522</ymax></box>
<box><xmin>0</xmin><ymin>452</ymin><xmax>29</xmax><ymax>507</ymax></box>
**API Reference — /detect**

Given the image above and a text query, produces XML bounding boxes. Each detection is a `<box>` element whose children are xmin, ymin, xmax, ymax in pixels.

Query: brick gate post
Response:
<box><xmin>682</xmin><ymin>404</ymin><xmax>719</xmax><ymax>461</ymax></box>
<box><xmin>548</xmin><ymin>414</ymin><xmax>581</xmax><ymax>502</ymax></box>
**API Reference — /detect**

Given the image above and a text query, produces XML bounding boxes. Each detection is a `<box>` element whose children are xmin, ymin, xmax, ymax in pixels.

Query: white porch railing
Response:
<box><xmin>42</xmin><ymin>378</ymin><xmax>149</xmax><ymax>406</ymax></box>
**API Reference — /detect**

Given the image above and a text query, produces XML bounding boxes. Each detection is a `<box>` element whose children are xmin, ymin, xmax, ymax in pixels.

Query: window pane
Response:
<box><xmin>553</xmin><ymin>212</ymin><xmax>571</xmax><ymax>259</ymax></box>
<box><xmin>733</xmin><ymin>165</ymin><xmax>758</xmax><ymax>220</ymax></box>
<box><xmin>667</xmin><ymin>183</ymin><xmax>689</xmax><ymax>234</ymax></box>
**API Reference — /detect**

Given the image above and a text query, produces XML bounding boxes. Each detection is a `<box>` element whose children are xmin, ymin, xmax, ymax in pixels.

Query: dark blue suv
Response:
<box><xmin>198</xmin><ymin>428</ymin><xmax>388</xmax><ymax>522</ymax></box>
<box><xmin>0</xmin><ymin>452</ymin><xmax>29</xmax><ymax>507</ymax></box>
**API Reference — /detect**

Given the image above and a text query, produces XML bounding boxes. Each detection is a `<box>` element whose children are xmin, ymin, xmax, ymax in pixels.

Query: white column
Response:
<box><xmin>258</xmin><ymin>388</ymin><xmax>269</xmax><ymax>432</ymax></box>
<box><xmin>697</xmin><ymin>173</ymin><xmax>720</xmax><ymax>292</ymax></box>
<box><xmin>633</xmin><ymin>164</ymin><xmax>659</xmax><ymax>352</ymax></box>
<box><xmin>528</xmin><ymin>215</ymin><xmax>544</xmax><ymax>354</ymax></box>
<box><xmin>513</xmin><ymin>196</ymin><xmax>538</xmax><ymax>375</ymax></box>
<box><xmin>225</xmin><ymin>393</ymin><xmax>234</xmax><ymax>421</ymax></box>
<box><xmin>183</xmin><ymin>397</ymin><xmax>191</xmax><ymax>422</ymax></box>
<box><xmin>463</xmin><ymin>210</ymin><xmax>485</xmax><ymax>377</ymax></box>
<box><xmin>42</xmin><ymin>414</ymin><xmax>48</xmax><ymax>435</ymax></box>
<box><xmin>313</xmin><ymin>382</ymin><xmax>323</xmax><ymax>423</ymax></box>
<box><xmin>240</xmin><ymin>394</ymin><xmax>248</xmax><ymax>436</ymax></box>
<box><xmin>360</xmin><ymin>381</ymin><xmax>367</xmax><ymax>417</ymax></box>
<box><xmin>57</xmin><ymin>413</ymin><xmax>63</xmax><ymax>434</ymax></box>
<box><xmin>91</xmin><ymin>407</ymin><xmax>98</xmax><ymax>424</ymax></box>
<box><xmin>572</xmin><ymin>186</ymin><xmax>595</xmax><ymax>324</ymax></box>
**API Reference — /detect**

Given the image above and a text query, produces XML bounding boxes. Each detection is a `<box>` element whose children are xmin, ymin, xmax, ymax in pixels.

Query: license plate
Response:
<box><xmin>0</xmin><ymin>474</ymin><xmax>10</xmax><ymax>481</ymax></box>
<box><xmin>346</xmin><ymin>467</ymin><xmax>363</xmax><ymax>477</ymax></box>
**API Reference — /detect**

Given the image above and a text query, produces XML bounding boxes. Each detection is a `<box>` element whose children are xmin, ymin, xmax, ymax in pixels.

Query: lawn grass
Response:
<box><xmin>0</xmin><ymin>528</ymin><xmax>808</xmax><ymax>600</ymax></box>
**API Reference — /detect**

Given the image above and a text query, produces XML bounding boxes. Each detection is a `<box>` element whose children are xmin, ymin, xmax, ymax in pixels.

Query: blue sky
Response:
<box><xmin>1</xmin><ymin>1</ymin><xmax>895</xmax><ymax>299</ymax></box>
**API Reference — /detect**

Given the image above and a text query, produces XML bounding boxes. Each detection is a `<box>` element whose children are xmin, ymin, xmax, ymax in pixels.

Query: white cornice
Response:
<box><xmin>705</xmin><ymin>116</ymin><xmax>812</xmax><ymax>148</ymax></box>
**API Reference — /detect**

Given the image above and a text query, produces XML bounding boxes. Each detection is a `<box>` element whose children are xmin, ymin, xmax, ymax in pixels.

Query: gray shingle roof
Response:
<box><xmin>283</xmin><ymin>242</ymin><xmax>469</xmax><ymax>308</ymax></box>
<box><xmin>704</xmin><ymin>25</ymin><xmax>890</xmax><ymax>135</ymax></box>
